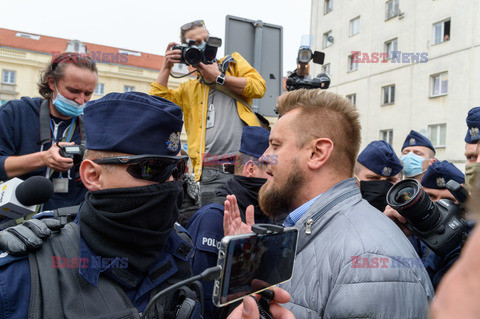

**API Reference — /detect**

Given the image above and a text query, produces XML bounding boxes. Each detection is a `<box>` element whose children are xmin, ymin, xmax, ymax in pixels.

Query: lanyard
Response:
<box><xmin>50</xmin><ymin>117</ymin><xmax>76</xmax><ymax>143</ymax></box>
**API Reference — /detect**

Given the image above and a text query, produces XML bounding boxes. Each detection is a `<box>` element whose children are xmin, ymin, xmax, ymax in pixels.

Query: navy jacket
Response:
<box><xmin>0</xmin><ymin>220</ymin><xmax>195</xmax><ymax>318</ymax></box>
<box><xmin>0</xmin><ymin>97</ymin><xmax>86</xmax><ymax>210</ymax></box>
<box><xmin>186</xmin><ymin>202</ymin><xmax>224</xmax><ymax>318</ymax></box>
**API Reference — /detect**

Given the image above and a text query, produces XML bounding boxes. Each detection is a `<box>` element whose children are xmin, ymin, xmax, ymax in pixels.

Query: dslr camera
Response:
<box><xmin>386</xmin><ymin>179</ymin><xmax>469</xmax><ymax>257</ymax></box>
<box><xmin>286</xmin><ymin>46</ymin><xmax>330</xmax><ymax>91</ymax></box>
<box><xmin>171</xmin><ymin>37</ymin><xmax>222</xmax><ymax>66</ymax></box>
<box><xmin>58</xmin><ymin>143</ymin><xmax>86</xmax><ymax>186</ymax></box>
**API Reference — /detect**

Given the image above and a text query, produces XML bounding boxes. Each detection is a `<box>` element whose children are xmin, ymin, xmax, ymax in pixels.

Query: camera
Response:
<box><xmin>58</xmin><ymin>143</ymin><xmax>86</xmax><ymax>186</ymax></box>
<box><xmin>386</xmin><ymin>179</ymin><xmax>469</xmax><ymax>257</ymax></box>
<box><xmin>286</xmin><ymin>46</ymin><xmax>330</xmax><ymax>91</ymax></box>
<box><xmin>171</xmin><ymin>37</ymin><xmax>222</xmax><ymax>66</ymax></box>
<box><xmin>59</xmin><ymin>144</ymin><xmax>85</xmax><ymax>165</ymax></box>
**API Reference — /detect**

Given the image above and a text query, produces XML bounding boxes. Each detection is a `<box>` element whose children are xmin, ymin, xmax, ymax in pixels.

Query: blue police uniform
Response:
<box><xmin>0</xmin><ymin>97</ymin><xmax>86</xmax><ymax>210</ymax></box>
<box><xmin>401</xmin><ymin>130</ymin><xmax>436</xmax><ymax>155</ymax></box>
<box><xmin>0</xmin><ymin>219</ymin><xmax>194</xmax><ymax>318</ymax></box>
<box><xmin>187</xmin><ymin>203</ymin><xmax>224</xmax><ymax>318</ymax></box>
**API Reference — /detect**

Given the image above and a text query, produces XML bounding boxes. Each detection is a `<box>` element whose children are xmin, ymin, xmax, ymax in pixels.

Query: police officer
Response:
<box><xmin>354</xmin><ymin>140</ymin><xmax>403</xmax><ymax>211</ymax></box>
<box><xmin>0</xmin><ymin>92</ymin><xmax>197</xmax><ymax>318</ymax></box>
<box><xmin>186</xmin><ymin>126</ymin><xmax>271</xmax><ymax>318</ymax></box>
<box><xmin>400</xmin><ymin>130</ymin><xmax>436</xmax><ymax>181</ymax></box>
<box><xmin>464</xmin><ymin>107</ymin><xmax>480</xmax><ymax>191</ymax></box>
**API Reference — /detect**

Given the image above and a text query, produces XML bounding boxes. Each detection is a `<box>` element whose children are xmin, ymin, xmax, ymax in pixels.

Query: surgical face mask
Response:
<box><xmin>465</xmin><ymin>162</ymin><xmax>480</xmax><ymax>192</ymax></box>
<box><xmin>53</xmin><ymin>84</ymin><xmax>85</xmax><ymax>117</ymax></box>
<box><xmin>359</xmin><ymin>180</ymin><xmax>394</xmax><ymax>212</ymax></box>
<box><xmin>401</xmin><ymin>152</ymin><xmax>425</xmax><ymax>177</ymax></box>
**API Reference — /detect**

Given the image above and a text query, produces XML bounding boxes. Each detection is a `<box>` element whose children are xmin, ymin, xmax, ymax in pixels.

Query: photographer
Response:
<box><xmin>149</xmin><ymin>20</ymin><xmax>266</xmax><ymax>206</ymax></box>
<box><xmin>0</xmin><ymin>53</ymin><xmax>96</xmax><ymax>211</ymax></box>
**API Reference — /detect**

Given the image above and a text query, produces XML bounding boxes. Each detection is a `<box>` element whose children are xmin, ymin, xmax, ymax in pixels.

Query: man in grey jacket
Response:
<box><xmin>225</xmin><ymin>89</ymin><xmax>434</xmax><ymax>318</ymax></box>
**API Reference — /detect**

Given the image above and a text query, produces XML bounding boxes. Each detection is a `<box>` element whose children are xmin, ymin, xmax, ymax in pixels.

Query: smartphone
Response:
<box><xmin>212</xmin><ymin>228</ymin><xmax>298</xmax><ymax>307</ymax></box>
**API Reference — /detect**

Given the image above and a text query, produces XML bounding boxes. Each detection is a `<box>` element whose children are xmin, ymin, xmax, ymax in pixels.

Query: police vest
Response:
<box><xmin>27</xmin><ymin>222</ymin><xmax>197</xmax><ymax>319</ymax></box>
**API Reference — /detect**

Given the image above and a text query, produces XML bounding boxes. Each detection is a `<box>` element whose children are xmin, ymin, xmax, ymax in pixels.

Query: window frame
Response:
<box><xmin>380</xmin><ymin>129</ymin><xmax>394</xmax><ymax>145</ymax></box>
<box><xmin>430</xmin><ymin>72</ymin><xmax>448</xmax><ymax>97</ymax></box>
<box><xmin>323</xmin><ymin>30</ymin><xmax>334</xmax><ymax>48</ymax></box>
<box><xmin>2</xmin><ymin>70</ymin><xmax>16</xmax><ymax>84</ymax></box>
<box><xmin>348</xmin><ymin>55</ymin><xmax>359</xmax><ymax>72</ymax></box>
<box><xmin>385</xmin><ymin>0</ymin><xmax>399</xmax><ymax>20</ymax></box>
<box><xmin>384</xmin><ymin>38</ymin><xmax>398</xmax><ymax>60</ymax></box>
<box><xmin>124</xmin><ymin>85</ymin><xmax>135</xmax><ymax>93</ymax></box>
<box><xmin>324</xmin><ymin>0</ymin><xmax>333</xmax><ymax>14</ymax></box>
<box><xmin>349</xmin><ymin>16</ymin><xmax>360</xmax><ymax>37</ymax></box>
<box><xmin>428</xmin><ymin>123</ymin><xmax>447</xmax><ymax>148</ymax></box>
<box><xmin>381</xmin><ymin>84</ymin><xmax>395</xmax><ymax>105</ymax></box>
<box><xmin>432</xmin><ymin>19</ymin><xmax>451</xmax><ymax>45</ymax></box>
<box><xmin>346</xmin><ymin>93</ymin><xmax>356</xmax><ymax>106</ymax></box>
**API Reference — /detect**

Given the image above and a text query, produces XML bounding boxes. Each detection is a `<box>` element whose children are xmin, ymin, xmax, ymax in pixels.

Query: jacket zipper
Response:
<box><xmin>304</xmin><ymin>188</ymin><xmax>359</xmax><ymax>235</ymax></box>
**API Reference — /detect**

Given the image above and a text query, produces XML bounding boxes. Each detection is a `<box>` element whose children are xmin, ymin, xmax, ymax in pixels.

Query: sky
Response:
<box><xmin>0</xmin><ymin>0</ymin><xmax>312</xmax><ymax>75</ymax></box>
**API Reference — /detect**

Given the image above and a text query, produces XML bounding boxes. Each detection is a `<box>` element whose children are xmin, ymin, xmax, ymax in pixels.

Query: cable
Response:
<box><xmin>140</xmin><ymin>266</ymin><xmax>222</xmax><ymax>319</ymax></box>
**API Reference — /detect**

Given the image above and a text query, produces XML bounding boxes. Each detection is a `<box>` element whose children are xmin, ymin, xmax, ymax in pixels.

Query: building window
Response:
<box><xmin>322</xmin><ymin>63</ymin><xmax>330</xmax><ymax>75</ymax></box>
<box><xmin>433</xmin><ymin>19</ymin><xmax>451</xmax><ymax>44</ymax></box>
<box><xmin>384</xmin><ymin>38</ymin><xmax>398</xmax><ymax>59</ymax></box>
<box><xmin>348</xmin><ymin>55</ymin><xmax>358</xmax><ymax>72</ymax></box>
<box><xmin>124</xmin><ymin>85</ymin><xmax>135</xmax><ymax>92</ymax></box>
<box><xmin>380</xmin><ymin>129</ymin><xmax>393</xmax><ymax>145</ymax></box>
<box><xmin>324</xmin><ymin>0</ymin><xmax>333</xmax><ymax>14</ymax></box>
<box><xmin>2</xmin><ymin>70</ymin><xmax>16</xmax><ymax>84</ymax></box>
<box><xmin>428</xmin><ymin>124</ymin><xmax>446</xmax><ymax>148</ymax></box>
<box><xmin>346</xmin><ymin>94</ymin><xmax>356</xmax><ymax>106</ymax></box>
<box><xmin>385</xmin><ymin>0</ymin><xmax>399</xmax><ymax>20</ymax></box>
<box><xmin>323</xmin><ymin>31</ymin><xmax>334</xmax><ymax>48</ymax></box>
<box><xmin>382</xmin><ymin>85</ymin><xmax>395</xmax><ymax>105</ymax></box>
<box><xmin>94</xmin><ymin>83</ymin><xmax>105</xmax><ymax>95</ymax></box>
<box><xmin>430</xmin><ymin>72</ymin><xmax>448</xmax><ymax>97</ymax></box>
<box><xmin>350</xmin><ymin>17</ymin><xmax>360</xmax><ymax>36</ymax></box>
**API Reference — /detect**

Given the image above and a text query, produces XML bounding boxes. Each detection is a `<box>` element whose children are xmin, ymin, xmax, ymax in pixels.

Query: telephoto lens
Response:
<box><xmin>386</xmin><ymin>179</ymin><xmax>441</xmax><ymax>231</ymax></box>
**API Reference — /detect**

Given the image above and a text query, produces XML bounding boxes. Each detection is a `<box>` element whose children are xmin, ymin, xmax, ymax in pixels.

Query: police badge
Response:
<box><xmin>469</xmin><ymin>127</ymin><xmax>480</xmax><ymax>140</ymax></box>
<box><xmin>382</xmin><ymin>167</ymin><xmax>393</xmax><ymax>176</ymax></box>
<box><xmin>409</xmin><ymin>137</ymin><xmax>416</xmax><ymax>145</ymax></box>
<box><xmin>436</xmin><ymin>177</ymin><xmax>446</xmax><ymax>188</ymax></box>
<box><xmin>166</xmin><ymin>132</ymin><xmax>181</xmax><ymax>152</ymax></box>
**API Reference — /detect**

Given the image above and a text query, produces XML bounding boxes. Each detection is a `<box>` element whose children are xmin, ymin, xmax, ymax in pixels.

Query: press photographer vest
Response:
<box><xmin>27</xmin><ymin>222</ymin><xmax>199</xmax><ymax>319</ymax></box>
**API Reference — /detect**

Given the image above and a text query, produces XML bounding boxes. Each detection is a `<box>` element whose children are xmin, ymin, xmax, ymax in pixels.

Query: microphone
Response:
<box><xmin>0</xmin><ymin>176</ymin><xmax>54</xmax><ymax>219</ymax></box>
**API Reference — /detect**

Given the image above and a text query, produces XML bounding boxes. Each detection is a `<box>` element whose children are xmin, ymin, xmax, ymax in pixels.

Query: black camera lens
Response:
<box><xmin>184</xmin><ymin>47</ymin><xmax>202</xmax><ymax>66</ymax></box>
<box><xmin>386</xmin><ymin>179</ymin><xmax>441</xmax><ymax>231</ymax></box>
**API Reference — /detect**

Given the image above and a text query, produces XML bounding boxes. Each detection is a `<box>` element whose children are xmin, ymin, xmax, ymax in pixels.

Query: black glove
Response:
<box><xmin>0</xmin><ymin>219</ymin><xmax>63</xmax><ymax>255</ymax></box>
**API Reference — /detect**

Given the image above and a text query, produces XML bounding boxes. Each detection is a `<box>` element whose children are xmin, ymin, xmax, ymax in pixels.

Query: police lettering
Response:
<box><xmin>202</xmin><ymin>237</ymin><xmax>218</xmax><ymax>249</ymax></box>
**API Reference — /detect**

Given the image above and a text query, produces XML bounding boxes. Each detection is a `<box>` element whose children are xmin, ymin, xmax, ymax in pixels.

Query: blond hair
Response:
<box><xmin>276</xmin><ymin>89</ymin><xmax>361</xmax><ymax>176</ymax></box>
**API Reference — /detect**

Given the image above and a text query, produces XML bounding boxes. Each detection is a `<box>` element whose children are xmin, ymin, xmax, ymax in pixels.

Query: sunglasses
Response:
<box><xmin>181</xmin><ymin>20</ymin><xmax>205</xmax><ymax>33</ymax></box>
<box><xmin>94</xmin><ymin>155</ymin><xmax>188</xmax><ymax>183</ymax></box>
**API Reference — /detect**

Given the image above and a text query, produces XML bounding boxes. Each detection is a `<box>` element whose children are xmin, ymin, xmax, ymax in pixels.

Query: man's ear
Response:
<box><xmin>80</xmin><ymin>159</ymin><xmax>102</xmax><ymax>191</ymax></box>
<box><xmin>307</xmin><ymin>138</ymin><xmax>334</xmax><ymax>170</ymax></box>
<box><xmin>243</xmin><ymin>160</ymin><xmax>255</xmax><ymax>178</ymax></box>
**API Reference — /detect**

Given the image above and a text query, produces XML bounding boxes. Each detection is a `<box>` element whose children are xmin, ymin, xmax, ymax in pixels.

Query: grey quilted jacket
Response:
<box><xmin>280</xmin><ymin>178</ymin><xmax>434</xmax><ymax>318</ymax></box>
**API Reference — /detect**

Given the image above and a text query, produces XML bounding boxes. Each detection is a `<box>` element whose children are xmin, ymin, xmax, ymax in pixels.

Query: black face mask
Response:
<box><xmin>359</xmin><ymin>180</ymin><xmax>394</xmax><ymax>212</ymax></box>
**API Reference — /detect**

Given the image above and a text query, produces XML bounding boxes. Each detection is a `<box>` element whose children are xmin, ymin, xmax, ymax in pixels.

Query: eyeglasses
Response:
<box><xmin>93</xmin><ymin>155</ymin><xmax>188</xmax><ymax>183</ymax></box>
<box><xmin>181</xmin><ymin>20</ymin><xmax>205</xmax><ymax>32</ymax></box>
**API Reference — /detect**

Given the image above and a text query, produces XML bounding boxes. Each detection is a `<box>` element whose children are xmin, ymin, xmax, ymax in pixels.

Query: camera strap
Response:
<box><xmin>38</xmin><ymin>99</ymin><xmax>86</xmax><ymax>146</ymax></box>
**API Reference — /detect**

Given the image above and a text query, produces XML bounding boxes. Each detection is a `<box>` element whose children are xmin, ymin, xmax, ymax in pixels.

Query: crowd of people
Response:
<box><xmin>0</xmin><ymin>19</ymin><xmax>479</xmax><ymax>319</ymax></box>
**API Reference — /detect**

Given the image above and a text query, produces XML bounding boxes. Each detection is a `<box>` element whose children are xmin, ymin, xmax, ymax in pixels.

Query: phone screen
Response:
<box><xmin>213</xmin><ymin>228</ymin><xmax>298</xmax><ymax>307</ymax></box>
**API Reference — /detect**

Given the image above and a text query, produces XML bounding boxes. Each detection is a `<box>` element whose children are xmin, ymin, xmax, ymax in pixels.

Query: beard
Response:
<box><xmin>259</xmin><ymin>158</ymin><xmax>305</xmax><ymax>218</ymax></box>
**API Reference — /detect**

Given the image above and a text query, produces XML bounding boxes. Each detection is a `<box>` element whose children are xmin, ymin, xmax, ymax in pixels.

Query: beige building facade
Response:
<box><xmin>310</xmin><ymin>0</ymin><xmax>480</xmax><ymax>168</ymax></box>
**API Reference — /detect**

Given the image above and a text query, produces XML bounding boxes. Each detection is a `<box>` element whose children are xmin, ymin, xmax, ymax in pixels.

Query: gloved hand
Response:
<box><xmin>0</xmin><ymin>219</ymin><xmax>63</xmax><ymax>255</ymax></box>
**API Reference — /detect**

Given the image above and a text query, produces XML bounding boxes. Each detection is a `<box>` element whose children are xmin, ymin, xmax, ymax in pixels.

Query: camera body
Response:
<box><xmin>58</xmin><ymin>144</ymin><xmax>86</xmax><ymax>186</ymax></box>
<box><xmin>286</xmin><ymin>46</ymin><xmax>329</xmax><ymax>91</ymax></box>
<box><xmin>386</xmin><ymin>179</ymin><xmax>469</xmax><ymax>257</ymax></box>
<box><xmin>59</xmin><ymin>144</ymin><xmax>85</xmax><ymax>166</ymax></box>
<box><xmin>171</xmin><ymin>37</ymin><xmax>222</xmax><ymax>66</ymax></box>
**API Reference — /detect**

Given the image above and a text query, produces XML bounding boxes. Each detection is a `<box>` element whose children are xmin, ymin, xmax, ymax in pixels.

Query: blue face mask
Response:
<box><xmin>53</xmin><ymin>84</ymin><xmax>85</xmax><ymax>117</ymax></box>
<box><xmin>401</xmin><ymin>152</ymin><xmax>425</xmax><ymax>177</ymax></box>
